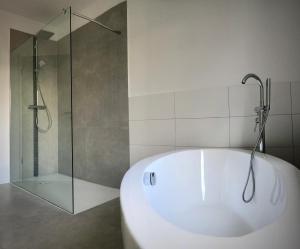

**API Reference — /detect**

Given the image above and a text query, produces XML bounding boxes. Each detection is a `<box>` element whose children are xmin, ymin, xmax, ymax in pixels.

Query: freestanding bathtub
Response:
<box><xmin>120</xmin><ymin>149</ymin><xmax>300</xmax><ymax>249</ymax></box>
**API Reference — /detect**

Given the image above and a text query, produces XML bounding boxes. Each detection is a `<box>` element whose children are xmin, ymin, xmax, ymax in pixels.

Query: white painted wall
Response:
<box><xmin>127</xmin><ymin>0</ymin><xmax>300</xmax><ymax>166</ymax></box>
<box><xmin>0</xmin><ymin>10</ymin><xmax>42</xmax><ymax>184</ymax></box>
<box><xmin>127</xmin><ymin>0</ymin><xmax>300</xmax><ymax>96</ymax></box>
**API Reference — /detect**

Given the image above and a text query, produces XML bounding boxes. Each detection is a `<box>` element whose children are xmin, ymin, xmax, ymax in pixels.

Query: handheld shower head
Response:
<box><xmin>39</xmin><ymin>60</ymin><xmax>46</xmax><ymax>69</ymax></box>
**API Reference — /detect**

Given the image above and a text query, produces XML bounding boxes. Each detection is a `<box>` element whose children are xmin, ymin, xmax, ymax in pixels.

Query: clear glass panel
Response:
<box><xmin>10</xmin><ymin>3</ymin><xmax>129</xmax><ymax>214</ymax></box>
<box><xmin>71</xmin><ymin>2</ymin><xmax>129</xmax><ymax>213</ymax></box>
<box><xmin>10</xmin><ymin>37</ymin><xmax>35</xmax><ymax>185</ymax></box>
<box><xmin>10</xmin><ymin>8</ymin><xmax>73</xmax><ymax>213</ymax></box>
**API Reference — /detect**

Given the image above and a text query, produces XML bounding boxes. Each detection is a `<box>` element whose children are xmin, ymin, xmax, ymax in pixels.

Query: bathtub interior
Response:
<box><xmin>143</xmin><ymin>150</ymin><xmax>286</xmax><ymax>237</ymax></box>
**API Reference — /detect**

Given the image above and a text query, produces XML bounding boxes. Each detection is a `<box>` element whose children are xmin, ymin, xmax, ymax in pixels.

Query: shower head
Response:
<box><xmin>39</xmin><ymin>60</ymin><xmax>46</xmax><ymax>68</ymax></box>
<box><xmin>36</xmin><ymin>30</ymin><xmax>55</xmax><ymax>40</ymax></box>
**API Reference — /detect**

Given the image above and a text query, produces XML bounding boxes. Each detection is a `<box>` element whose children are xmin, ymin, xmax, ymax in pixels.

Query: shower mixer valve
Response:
<box><xmin>28</xmin><ymin>105</ymin><xmax>46</xmax><ymax>110</ymax></box>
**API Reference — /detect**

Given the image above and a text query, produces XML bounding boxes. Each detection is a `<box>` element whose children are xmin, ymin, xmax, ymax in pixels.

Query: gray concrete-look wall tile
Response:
<box><xmin>38</xmin><ymin>41</ymin><xmax>59</xmax><ymax>176</ymax></box>
<box><xmin>58</xmin><ymin>2</ymin><xmax>129</xmax><ymax>188</ymax></box>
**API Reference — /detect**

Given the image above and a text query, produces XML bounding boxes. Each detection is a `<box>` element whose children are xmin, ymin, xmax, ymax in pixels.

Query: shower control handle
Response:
<box><xmin>28</xmin><ymin>105</ymin><xmax>46</xmax><ymax>110</ymax></box>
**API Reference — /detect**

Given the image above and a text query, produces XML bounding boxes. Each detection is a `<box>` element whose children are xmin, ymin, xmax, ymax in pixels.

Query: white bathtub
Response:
<box><xmin>120</xmin><ymin>149</ymin><xmax>300</xmax><ymax>249</ymax></box>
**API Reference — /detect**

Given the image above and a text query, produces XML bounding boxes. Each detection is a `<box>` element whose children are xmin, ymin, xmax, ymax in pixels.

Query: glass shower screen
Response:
<box><xmin>10</xmin><ymin>8</ymin><xmax>74</xmax><ymax>213</ymax></box>
<box><xmin>11</xmin><ymin>2</ymin><xmax>129</xmax><ymax>214</ymax></box>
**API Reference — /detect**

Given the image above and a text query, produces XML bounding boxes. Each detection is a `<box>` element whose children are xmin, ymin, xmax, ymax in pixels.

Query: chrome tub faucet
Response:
<box><xmin>241</xmin><ymin>73</ymin><xmax>271</xmax><ymax>153</ymax></box>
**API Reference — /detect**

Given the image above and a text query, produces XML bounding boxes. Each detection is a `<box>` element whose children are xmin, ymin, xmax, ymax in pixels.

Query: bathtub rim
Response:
<box><xmin>120</xmin><ymin>148</ymin><xmax>300</xmax><ymax>249</ymax></box>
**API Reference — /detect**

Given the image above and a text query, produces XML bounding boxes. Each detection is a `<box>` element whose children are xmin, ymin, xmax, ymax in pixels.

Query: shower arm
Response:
<box><xmin>71</xmin><ymin>11</ymin><xmax>121</xmax><ymax>35</ymax></box>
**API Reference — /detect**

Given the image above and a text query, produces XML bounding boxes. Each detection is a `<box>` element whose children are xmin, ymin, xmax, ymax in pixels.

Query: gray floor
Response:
<box><xmin>0</xmin><ymin>184</ymin><xmax>123</xmax><ymax>249</ymax></box>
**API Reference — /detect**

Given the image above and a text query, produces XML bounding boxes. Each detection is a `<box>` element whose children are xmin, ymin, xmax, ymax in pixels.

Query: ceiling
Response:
<box><xmin>0</xmin><ymin>0</ymin><xmax>97</xmax><ymax>23</ymax></box>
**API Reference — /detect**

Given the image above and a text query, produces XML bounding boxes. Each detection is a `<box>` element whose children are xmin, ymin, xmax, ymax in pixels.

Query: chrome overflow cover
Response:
<box><xmin>143</xmin><ymin>172</ymin><xmax>156</xmax><ymax>186</ymax></box>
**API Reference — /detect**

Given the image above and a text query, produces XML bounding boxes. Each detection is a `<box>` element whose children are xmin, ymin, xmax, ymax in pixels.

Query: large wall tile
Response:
<box><xmin>269</xmin><ymin>82</ymin><xmax>291</xmax><ymax>115</ymax></box>
<box><xmin>229</xmin><ymin>84</ymin><xmax>259</xmax><ymax>116</ymax></box>
<box><xmin>266</xmin><ymin>147</ymin><xmax>294</xmax><ymax>165</ymax></box>
<box><xmin>176</xmin><ymin>118</ymin><xmax>229</xmax><ymax>147</ymax></box>
<box><xmin>266</xmin><ymin>115</ymin><xmax>293</xmax><ymax>147</ymax></box>
<box><xmin>129</xmin><ymin>120</ymin><xmax>175</xmax><ymax>146</ymax></box>
<box><xmin>175</xmin><ymin>87</ymin><xmax>229</xmax><ymax>118</ymax></box>
<box><xmin>130</xmin><ymin>93</ymin><xmax>174</xmax><ymax>120</ymax></box>
<box><xmin>230</xmin><ymin>116</ymin><xmax>258</xmax><ymax>147</ymax></box>
<box><xmin>130</xmin><ymin>145</ymin><xmax>175</xmax><ymax>165</ymax></box>
<box><xmin>291</xmin><ymin>82</ymin><xmax>300</xmax><ymax>114</ymax></box>
<box><xmin>292</xmin><ymin>114</ymin><xmax>300</xmax><ymax>146</ymax></box>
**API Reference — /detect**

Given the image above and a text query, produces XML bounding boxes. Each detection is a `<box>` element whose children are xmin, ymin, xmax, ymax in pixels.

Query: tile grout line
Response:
<box><xmin>289</xmin><ymin>81</ymin><xmax>296</xmax><ymax>164</ymax></box>
<box><xmin>130</xmin><ymin>116</ymin><xmax>231</xmax><ymax>122</ymax></box>
<box><xmin>173</xmin><ymin>91</ymin><xmax>177</xmax><ymax>149</ymax></box>
<box><xmin>228</xmin><ymin>87</ymin><xmax>231</xmax><ymax>148</ymax></box>
<box><xmin>129</xmin><ymin>113</ymin><xmax>293</xmax><ymax>122</ymax></box>
<box><xmin>130</xmin><ymin>144</ymin><xmax>295</xmax><ymax>149</ymax></box>
<box><xmin>131</xmin><ymin>144</ymin><xmax>176</xmax><ymax>147</ymax></box>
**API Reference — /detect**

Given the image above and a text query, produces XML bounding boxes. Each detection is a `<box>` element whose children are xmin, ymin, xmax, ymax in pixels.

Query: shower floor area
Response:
<box><xmin>13</xmin><ymin>173</ymin><xmax>120</xmax><ymax>214</ymax></box>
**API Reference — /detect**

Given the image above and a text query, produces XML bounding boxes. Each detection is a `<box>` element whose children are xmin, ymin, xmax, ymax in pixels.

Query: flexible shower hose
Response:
<box><xmin>35</xmin><ymin>83</ymin><xmax>52</xmax><ymax>133</ymax></box>
<box><xmin>242</xmin><ymin>109</ymin><xmax>270</xmax><ymax>203</ymax></box>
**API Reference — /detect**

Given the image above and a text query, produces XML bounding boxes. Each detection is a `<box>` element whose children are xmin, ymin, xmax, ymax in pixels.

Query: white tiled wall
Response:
<box><xmin>129</xmin><ymin>93</ymin><xmax>175</xmax><ymax>120</ymax></box>
<box><xmin>129</xmin><ymin>82</ymin><xmax>300</xmax><ymax>169</ymax></box>
<box><xmin>230</xmin><ymin>116</ymin><xmax>258</xmax><ymax>147</ymax></box>
<box><xmin>129</xmin><ymin>119</ymin><xmax>175</xmax><ymax>146</ymax></box>
<box><xmin>291</xmin><ymin>82</ymin><xmax>300</xmax><ymax>114</ymax></box>
<box><xmin>175</xmin><ymin>88</ymin><xmax>229</xmax><ymax>118</ymax></box>
<box><xmin>269</xmin><ymin>83</ymin><xmax>292</xmax><ymax>115</ymax></box>
<box><xmin>130</xmin><ymin>145</ymin><xmax>175</xmax><ymax>165</ymax></box>
<box><xmin>229</xmin><ymin>84</ymin><xmax>260</xmax><ymax>116</ymax></box>
<box><xmin>293</xmin><ymin>115</ymin><xmax>300</xmax><ymax>146</ymax></box>
<box><xmin>266</xmin><ymin>115</ymin><xmax>293</xmax><ymax>147</ymax></box>
<box><xmin>176</xmin><ymin>118</ymin><xmax>229</xmax><ymax>147</ymax></box>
